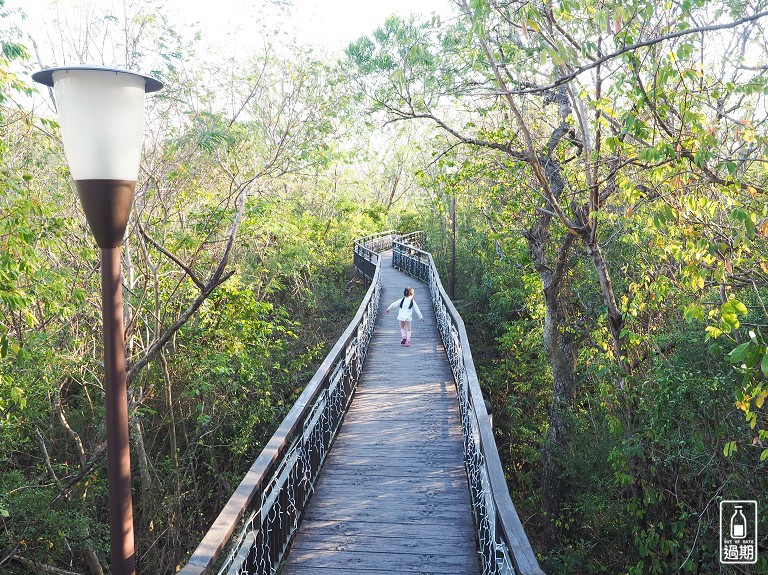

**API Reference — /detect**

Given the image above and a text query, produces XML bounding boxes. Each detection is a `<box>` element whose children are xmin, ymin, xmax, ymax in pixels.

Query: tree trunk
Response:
<box><xmin>584</xmin><ymin>235</ymin><xmax>626</xmax><ymax>372</ymax></box>
<box><xmin>132</xmin><ymin>417</ymin><xmax>152</xmax><ymax>497</ymax></box>
<box><xmin>131</xmin><ymin>412</ymin><xmax>154</xmax><ymax>565</ymax></box>
<box><xmin>527</xmin><ymin>203</ymin><xmax>577</xmax><ymax>543</ymax></box>
<box><xmin>83</xmin><ymin>549</ymin><xmax>105</xmax><ymax>575</ymax></box>
<box><xmin>450</xmin><ymin>194</ymin><xmax>456</xmax><ymax>298</ymax></box>
<box><xmin>538</xmin><ymin>240</ymin><xmax>577</xmax><ymax>544</ymax></box>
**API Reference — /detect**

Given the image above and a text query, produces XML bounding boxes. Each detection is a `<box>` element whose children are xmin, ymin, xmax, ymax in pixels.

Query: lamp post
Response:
<box><xmin>32</xmin><ymin>66</ymin><xmax>162</xmax><ymax>575</ymax></box>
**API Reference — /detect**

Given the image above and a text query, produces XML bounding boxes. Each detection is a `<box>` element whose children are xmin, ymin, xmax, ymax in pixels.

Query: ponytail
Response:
<box><xmin>400</xmin><ymin>286</ymin><xmax>415</xmax><ymax>309</ymax></box>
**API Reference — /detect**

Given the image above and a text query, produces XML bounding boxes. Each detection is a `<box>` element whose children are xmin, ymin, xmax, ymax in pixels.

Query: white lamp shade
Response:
<box><xmin>51</xmin><ymin>69</ymin><xmax>147</xmax><ymax>181</ymax></box>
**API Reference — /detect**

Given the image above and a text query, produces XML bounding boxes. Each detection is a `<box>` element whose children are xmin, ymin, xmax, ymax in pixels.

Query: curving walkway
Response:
<box><xmin>280</xmin><ymin>252</ymin><xmax>480</xmax><ymax>575</ymax></box>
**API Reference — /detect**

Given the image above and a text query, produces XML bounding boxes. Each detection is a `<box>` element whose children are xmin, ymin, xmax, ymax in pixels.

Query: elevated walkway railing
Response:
<box><xmin>179</xmin><ymin>248</ymin><xmax>382</xmax><ymax>575</ymax></box>
<box><xmin>353</xmin><ymin>230</ymin><xmax>424</xmax><ymax>283</ymax></box>
<box><xmin>393</xmin><ymin>237</ymin><xmax>545</xmax><ymax>575</ymax></box>
<box><xmin>178</xmin><ymin>230</ymin><xmax>542</xmax><ymax>575</ymax></box>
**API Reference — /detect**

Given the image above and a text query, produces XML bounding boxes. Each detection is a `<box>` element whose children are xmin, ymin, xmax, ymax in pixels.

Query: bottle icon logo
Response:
<box><xmin>731</xmin><ymin>505</ymin><xmax>747</xmax><ymax>539</ymax></box>
<box><xmin>720</xmin><ymin>500</ymin><xmax>758</xmax><ymax>564</ymax></box>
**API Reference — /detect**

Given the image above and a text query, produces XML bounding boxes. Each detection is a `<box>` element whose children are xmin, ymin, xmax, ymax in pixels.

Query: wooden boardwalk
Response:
<box><xmin>280</xmin><ymin>252</ymin><xmax>480</xmax><ymax>575</ymax></box>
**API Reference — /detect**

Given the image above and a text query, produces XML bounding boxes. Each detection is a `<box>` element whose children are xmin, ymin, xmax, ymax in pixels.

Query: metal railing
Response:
<box><xmin>178</xmin><ymin>230</ymin><xmax>541</xmax><ymax>575</ymax></box>
<box><xmin>178</xmin><ymin>253</ymin><xmax>382</xmax><ymax>575</ymax></box>
<box><xmin>353</xmin><ymin>230</ymin><xmax>395</xmax><ymax>283</ymax></box>
<box><xmin>353</xmin><ymin>230</ymin><xmax>425</xmax><ymax>284</ymax></box>
<box><xmin>396</xmin><ymin>230</ymin><xmax>425</xmax><ymax>247</ymax></box>
<box><xmin>393</xmin><ymin>237</ymin><xmax>545</xmax><ymax>575</ymax></box>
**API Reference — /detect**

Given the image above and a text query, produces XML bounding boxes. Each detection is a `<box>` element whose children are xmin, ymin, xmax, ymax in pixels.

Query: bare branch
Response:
<box><xmin>126</xmin><ymin>269</ymin><xmax>235</xmax><ymax>385</ymax></box>
<box><xmin>458</xmin><ymin>0</ymin><xmax>581</xmax><ymax>232</ymax></box>
<box><xmin>35</xmin><ymin>428</ymin><xmax>59</xmax><ymax>483</ymax></box>
<box><xmin>126</xmin><ymin>186</ymin><xmax>249</xmax><ymax>384</ymax></box>
<box><xmin>53</xmin><ymin>386</ymin><xmax>87</xmax><ymax>468</ymax></box>
<box><xmin>138</xmin><ymin>223</ymin><xmax>206</xmax><ymax>290</ymax></box>
<box><xmin>510</xmin><ymin>10</ymin><xmax>768</xmax><ymax>95</ymax></box>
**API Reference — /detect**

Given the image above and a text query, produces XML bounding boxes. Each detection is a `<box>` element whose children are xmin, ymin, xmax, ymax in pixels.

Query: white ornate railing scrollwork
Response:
<box><xmin>393</xmin><ymin>237</ymin><xmax>545</xmax><ymax>575</ymax></box>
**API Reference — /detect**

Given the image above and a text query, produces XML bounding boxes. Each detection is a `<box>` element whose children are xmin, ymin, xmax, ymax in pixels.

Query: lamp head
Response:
<box><xmin>32</xmin><ymin>66</ymin><xmax>163</xmax><ymax>247</ymax></box>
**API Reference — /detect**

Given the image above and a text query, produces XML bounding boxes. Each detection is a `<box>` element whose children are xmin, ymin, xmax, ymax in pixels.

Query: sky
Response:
<box><xmin>7</xmin><ymin>0</ymin><xmax>455</xmax><ymax>62</ymax></box>
<box><xmin>181</xmin><ymin>0</ymin><xmax>452</xmax><ymax>53</ymax></box>
<box><xmin>3</xmin><ymin>0</ymin><xmax>451</xmax><ymax>172</ymax></box>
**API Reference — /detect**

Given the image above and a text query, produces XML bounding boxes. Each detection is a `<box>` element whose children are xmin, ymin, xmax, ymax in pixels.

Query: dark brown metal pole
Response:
<box><xmin>101</xmin><ymin>246</ymin><xmax>136</xmax><ymax>575</ymax></box>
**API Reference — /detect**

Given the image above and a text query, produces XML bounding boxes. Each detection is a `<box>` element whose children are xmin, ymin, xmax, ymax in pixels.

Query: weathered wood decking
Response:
<box><xmin>280</xmin><ymin>252</ymin><xmax>480</xmax><ymax>575</ymax></box>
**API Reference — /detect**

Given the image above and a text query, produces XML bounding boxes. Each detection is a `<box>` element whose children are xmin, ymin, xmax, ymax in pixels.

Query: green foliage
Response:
<box><xmin>1</xmin><ymin>471</ymin><xmax>107</xmax><ymax>565</ymax></box>
<box><xmin>3</xmin><ymin>0</ymin><xmax>768</xmax><ymax>572</ymax></box>
<box><xmin>372</xmin><ymin>0</ymin><xmax>768</xmax><ymax>570</ymax></box>
<box><xmin>0</xmin><ymin>6</ymin><xmax>398</xmax><ymax>573</ymax></box>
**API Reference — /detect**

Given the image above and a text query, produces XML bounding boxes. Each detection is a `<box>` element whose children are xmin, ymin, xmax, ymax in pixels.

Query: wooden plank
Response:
<box><xmin>309</xmin><ymin>470</ymin><xmax>471</xmax><ymax>491</ymax></box>
<box><xmin>318</xmin><ymin>454</ymin><xmax>465</xmax><ymax>467</ymax></box>
<box><xmin>330</xmin><ymin>434</ymin><xmax>463</xmax><ymax>448</ymax></box>
<box><xmin>331</xmin><ymin>433</ymin><xmax>464</xmax><ymax>445</ymax></box>
<box><xmin>334</xmin><ymin>421</ymin><xmax>463</xmax><ymax>437</ymax></box>
<box><xmin>333</xmin><ymin>427</ymin><xmax>461</xmax><ymax>445</ymax></box>
<box><xmin>317</xmin><ymin>464</ymin><xmax>466</xmax><ymax>479</ymax></box>
<box><xmin>281</xmin><ymin>548</ymin><xmax>478</xmax><ymax>573</ymax></box>
<box><xmin>343</xmin><ymin>392</ymin><xmax>456</xmax><ymax>404</ymax></box>
<box><xmin>332</xmin><ymin>412</ymin><xmax>459</xmax><ymax>426</ymax></box>
<box><xmin>341</xmin><ymin>404</ymin><xmax>457</xmax><ymax>416</ymax></box>
<box><xmin>350</xmin><ymin>380</ymin><xmax>452</xmax><ymax>389</ymax></box>
<box><xmin>320</xmin><ymin>466</ymin><xmax>467</xmax><ymax>479</ymax></box>
<box><xmin>323</xmin><ymin>449</ymin><xmax>465</xmax><ymax>465</ymax></box>
<box><xmin>282</xmin><ymin>566</ymin><xmax>465</xmax><ymax>575</ymax></box>
<box><xmin>312</xmin><ymin>474</ymin><xmax>470</xmax><ymax>493</ymax></box>
<box><xmin>306</xmin><ymin>490</ymin><xmax>470</xmax><ymax>510</ymax></box>
<box><xmin>291</xmin><ymin>534</ymin><xmax>473</xmax><ymax>556</ymax></box>
<box><xmin>343</xmin><ymin>397</ymin><xmax>457</xmax><ymax>409</ymax></box>
<box><xmin>314</xmin><ymin>454</ymin><xmax>465</xmax><ymax>470</ymax></box>
<box><xmin>302</xmin><ymin>503</ymin><xmax>470</xmax><ymax>525</ymax></box>
<box><xmin>292</xmin><ymin>519</ymin><xmax>475</xmax><ymax>542</ymax></box>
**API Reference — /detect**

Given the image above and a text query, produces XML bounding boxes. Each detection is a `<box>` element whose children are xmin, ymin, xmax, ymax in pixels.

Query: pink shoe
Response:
<box><xmin>405</xmin><ymin>341</ymin><xmax>411</xmax><ymax>347</ymax></box>
<box><xmin>400</xmin><ymin>337</ymin><xmax>406</xmax><ymax>345</ymax></box>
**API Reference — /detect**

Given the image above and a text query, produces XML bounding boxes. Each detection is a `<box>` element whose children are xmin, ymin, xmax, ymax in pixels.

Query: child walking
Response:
<box><xmin>386</xmin><ymin>286</ymin><xmax>424</xmax><ymax>347</ymax></box>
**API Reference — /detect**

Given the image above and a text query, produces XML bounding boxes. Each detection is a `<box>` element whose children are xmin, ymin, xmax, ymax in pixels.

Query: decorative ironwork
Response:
<box><xmin>218</xmin><ymin>360</ymin><xmax>358</xmax><ymax>575</ymax></box>
<box><xmin>179</xmin><ymin>252</ymin><xmax>382</xmax><ymax>575</ymax></box>
<box><xmin>353</xmin><ymin>231</ymin><xmax>396</xmax><ymax>284</ymax></box>
<box><xmin>393</xmin><ymin>238</ymin><xmax>545</xmax><ymax>575</ymax></box>
<box><xmin>396</xmin><ymin>230</ymin><xmax>425</xmax><ymax>248</ymax></box>
<box><xmin>354</xmin><ymin>231</ymin><xmax>424</xmax><ymax>284</ymax></box>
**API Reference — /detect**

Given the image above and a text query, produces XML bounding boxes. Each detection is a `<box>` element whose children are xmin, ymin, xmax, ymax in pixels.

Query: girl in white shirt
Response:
<box><xmin>386</xmin><ymin>286</ymin><xmax>424</xmax><ymax>347</ymax></box>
